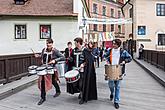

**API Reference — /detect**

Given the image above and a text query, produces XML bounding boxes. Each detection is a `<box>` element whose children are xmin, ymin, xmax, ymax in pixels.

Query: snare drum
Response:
<box><xmin>47</xmin><ymin>66</ymin><xmax>54</xmax><ymax>74</ymax></box>
<box><xmin>56</xmin><ymin>61</ymin><xmax>65</xmax><ymax>77</ymax></box>
<box><xmin>64</xmin><ymin>70</ymin><xmax>80</xmax><ymax>83</ymax></box>
<box><xmin>36</xmin><ymin>66</ymin><xmax>47</xmax><ymax>75</ymax></box>
<box><xmin>28</xmin><ymin>65</ymin><xmax>38</xmax><ymax>74</ymax></box>
<box><xmin>105</xmin><ymin>64</ymin><xmax>122</xmax><ymax>80</ymax></box>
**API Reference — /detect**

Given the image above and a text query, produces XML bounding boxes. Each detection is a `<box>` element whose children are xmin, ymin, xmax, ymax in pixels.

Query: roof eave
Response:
<box><xmin>121</xmin><ymin>0</ymin><xmax>131</xmax><ymax>17</ymax></box>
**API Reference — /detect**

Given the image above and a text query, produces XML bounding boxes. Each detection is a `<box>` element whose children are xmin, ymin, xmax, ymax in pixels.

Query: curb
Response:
<box><xmin>134</xmin><ymin>59</ymin><xmax>165</xmax><ymax>88</ymax></box>
<box><xmin>0</xmin><ymin>75</ymin><xmax>37</xmax><ymax>100</ymax></box>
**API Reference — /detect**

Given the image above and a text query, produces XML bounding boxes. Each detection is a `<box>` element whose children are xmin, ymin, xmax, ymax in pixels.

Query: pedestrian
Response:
<box><xmin>99</xmin><ymin>45</ymin><xmax>104</xmax><ymax>62</ymax></box>
<box><xmin>138</xmin><ymin>44</ymin><xmax>144</xmax><ymax>59</ymax></box>
<box><xmin>104</xmin><ymin>39</ymin><xmax>132</xmax><ymax>109</ymax></box>
<box><xmin>92</xmin><ymin>42</ymin><xmax>100</xmax><ymax>68</ymax></box>
<box><xmin>79</xmin><ymin>41</ymin><xmax>98</xmax><ymax>104</ymax></box>
<box><xmin>64</xmin><ymin>41</ymin><xmax>74</xmax><ymax>72</ymax></box>
<box><xmin>127</xmin><ymin>34</ymin><xmax>134</xmax><ymax>58</ymax></box>
<box><xmin>34</xmin><ymin>38</ymin><xmax>65</xmax><ymax>105</ymax></box>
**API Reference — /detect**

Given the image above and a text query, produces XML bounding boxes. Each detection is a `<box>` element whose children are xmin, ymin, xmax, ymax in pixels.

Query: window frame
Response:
<box><xmin>158</xmin><ymin>34</ymin><xmax>165</xmax><ymax>46</ymax></box>
<box><xmin>102</xmin><ymin>6</ymin><xmax>106</xmax><ymax>16</ymax></box>
<box><xmin>103</xmin><ymin>24</ymin><xmax>106</xmax><ymax>32</ymax></box>
<box><xmin>118</xmin><ymin>10</ymin><xmax>121</xmax><ymax>18</ymax></box>
<box><xmin>14</xmin><ymin>24</ymin><xmax>27</xmax><ymax>39</ymax></box>
<box><xmin>118</xmin><ymin>25</ymin><xmax>122</xmax><ymax>33</ymax></box>
<box><xmin>93</xmin><ymin>24</ymin><xmax>97</xmax><ymax>31</ymax></box>
<box><xmin>40</xmin><ymin>24</ymin><xmax>51</xmax><ymax>39</ymax></box>
<box><xmin>111</xmin><ymin>24</ymin><xmax>114</xmax><ymax>32</ymax></box>
<box><xmin>110</xmin><ymin>8</ymin><xmax>115</xmax><ymax>18</ymax></box>
<box><xmin>156</xmin><ymin>3</ymin><xmax>165</xmax><ymax>16</ymax></box>
<box><xmin>129</xmin><ymin>7</ymin><xmax>133</xmax><ymax>18</ymax></box>
<box><xmin>93</xmin><ymin>3</ymin><xmax>98</xmax><ymax>14</ymax></box>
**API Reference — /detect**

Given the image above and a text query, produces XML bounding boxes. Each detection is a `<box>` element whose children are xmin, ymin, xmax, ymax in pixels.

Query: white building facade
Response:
<box><xmin>123</xmin><ymin>0</ymin><xmax>165</xmax><ymax>57</ymax></box>
<box><xmin>0</xmin><ymin>0</ymin><xmax>90</xmax><ymax>55</ymax></box>
<box><xmin>0</xmin><ymin>17</ymin><xmax>78</xmax><ymax>55</ymax></box>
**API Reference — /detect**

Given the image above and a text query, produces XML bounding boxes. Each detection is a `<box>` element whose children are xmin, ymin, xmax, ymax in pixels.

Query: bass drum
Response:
<box><xmin>105</xmin><ymin>64</ymin><xmax>122</xmax><ymax>80</ymax></box>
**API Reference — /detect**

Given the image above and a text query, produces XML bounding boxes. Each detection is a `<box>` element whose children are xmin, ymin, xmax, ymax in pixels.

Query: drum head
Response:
<box><xmin>36</xmin><ymin>66</ymin><xmax>46</xmax><ymax>71</ymax></box>
<box><xmin>28</xmin><ymin>65</ymin><xmax>38</xmax><ymax>70</ymax></box>
<box><xmin>65</xmin><ymin>70</ymin><xmax>79</xmax><ymax>78</ymax></box>
<box><xmin>47</xmin><ymin>66</ymin><xmax>53</xmax><ymax>70</ymax></box>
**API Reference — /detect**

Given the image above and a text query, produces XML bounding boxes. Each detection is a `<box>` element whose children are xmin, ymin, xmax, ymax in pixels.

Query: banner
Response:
<box><xmin>85</xmin><ymin>18</ymin><xmax>132</xmax><ymax>25</ymax></box>
<box><xmin>98</xmin><ymin>33</ymin><xmax>103</xmax><ymax>42</ymax></box>
<box><xmin>93</xmin><ymin>33</ymin><xmax>98</xmax><ymax>42</ymax></box>
<box><xmin>87</xmin><ymin>32</ymin><xmax>115</xmax><ymax>42</ymax></box>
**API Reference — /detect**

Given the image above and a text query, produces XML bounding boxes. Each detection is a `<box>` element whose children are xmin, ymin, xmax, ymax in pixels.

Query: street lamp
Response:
<box><xmin>79</xmin><ymin>17</ymin><xmax>87</xmax><ymax>29</ymax></box>
<box><xmin>82</xmin><ymin>17</ymin><xmax>87</xmax><ymax>27</ymax></box>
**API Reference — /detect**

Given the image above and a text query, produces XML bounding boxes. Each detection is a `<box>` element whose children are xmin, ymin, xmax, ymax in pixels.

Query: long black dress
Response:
<box><xmin>81</xmin><ymin>48</ymin><xmax>97</xmax><ymax>102</ymax></box>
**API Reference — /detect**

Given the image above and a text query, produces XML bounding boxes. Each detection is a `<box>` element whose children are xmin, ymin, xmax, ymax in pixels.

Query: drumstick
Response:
<box><xmin>30</xmin><ymin>48</ymin><xmax>35</xmax><ymax>54</ymax></box>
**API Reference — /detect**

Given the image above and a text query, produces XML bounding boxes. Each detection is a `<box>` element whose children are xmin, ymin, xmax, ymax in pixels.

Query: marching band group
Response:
<box><xmin>32</xmin><ymin>37</ymin><xmax>132</xmax><ymax>109</ymax></box>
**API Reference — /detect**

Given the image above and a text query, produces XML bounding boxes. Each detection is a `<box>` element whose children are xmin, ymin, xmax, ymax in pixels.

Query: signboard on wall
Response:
<box><xmin>138</xmin><ymin>26</ymin><xmax>146</xmax><ymax>35</ymax></box>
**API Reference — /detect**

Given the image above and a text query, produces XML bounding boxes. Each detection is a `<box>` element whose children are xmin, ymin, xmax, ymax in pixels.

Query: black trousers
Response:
<box><xmin>97</xmin><ymin>57</ymin><xmax>99</xmax><ymax>67</ymax></box>
<box><xmin>41</xmin><ymin>74</ymin><xmax>60</xmax><ymax>100</ymax></box>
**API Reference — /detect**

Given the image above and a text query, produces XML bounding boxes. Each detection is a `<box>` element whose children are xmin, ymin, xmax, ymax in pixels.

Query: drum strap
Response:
<box><xmin>109</xmin><ymin>49</ymin><xmax>112</xmax><ymax>64</ymax></box>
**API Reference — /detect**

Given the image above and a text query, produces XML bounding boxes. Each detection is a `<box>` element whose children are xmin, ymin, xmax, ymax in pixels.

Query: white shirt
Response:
<box><xmin>111</xmin><ymin>48</ymin><xmax>120</xmax><ymax>65</ymax></box>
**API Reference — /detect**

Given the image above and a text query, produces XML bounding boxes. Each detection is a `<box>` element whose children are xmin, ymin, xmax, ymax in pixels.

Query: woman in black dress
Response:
<box><xmin>79</xmin><ymin>41</ymin><xmax>98</xmax><ymax>104</ymax></box>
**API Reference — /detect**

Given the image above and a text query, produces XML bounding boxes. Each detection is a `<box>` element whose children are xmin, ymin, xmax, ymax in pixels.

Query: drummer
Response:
<box><xmin>66</xmin><ymin>37</ymin><xmax>84</xmax><ymax>97</ymax></box>
<box><xmin>34</xmin><ymin>38</ymin><xmax>65</xmax><ymax>105</ymax></box>
<box><xmin>104</xmin><ymin>39</ymin><xmax>132</xmax><ymax>109</ymax></box>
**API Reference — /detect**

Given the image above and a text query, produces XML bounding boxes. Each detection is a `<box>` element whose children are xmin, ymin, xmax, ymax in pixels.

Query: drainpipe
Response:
<box><xmin>129</xmin><ymin>2</ymin><xmax>135</xmax><ymax>58</ymax></box>
<box><xmin>128</xmin><ymin>2</ymin><xmax>134</xmax><ymax>40</ymax></box>
<box><xmin>121</xmin><ymin>0</ymin><xmax>135</xmax><ymax>58</ymax></box>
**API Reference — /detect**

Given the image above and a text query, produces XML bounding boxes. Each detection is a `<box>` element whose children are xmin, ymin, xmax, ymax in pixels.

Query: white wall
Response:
<box><xmin>135</xmin><ymin>0</ymin><xmax>165</xmax><ymax>50</ymax></box>
<box><xmin>0</xmin><ymin>18</ymin><xmax>78</xmax><ymax>55</ymax></box>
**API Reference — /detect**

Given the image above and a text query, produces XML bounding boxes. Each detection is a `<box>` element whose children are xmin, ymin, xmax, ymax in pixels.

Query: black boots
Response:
<box><xmin>37</xmin><ymin>98</ymin><xmax>45</xmax><ymax>105</ymax></box>
<box><xmin>110</xmin><ymin>94</ymin><xmax>113</xmax><ymax>101</ymax></box>
<box><xmin>53</xmin><ymin>92</ymin><xmax>61</xmax><ymax>98</ymax></box>
<box><xmin>79</xmin><ymin>99</ymin><xmax>84</xmax><ymax>104</ymax></box>
<box><xmin>114</xmin><ymin>103</ymin><xmax>119</xmax><ymax>109</ymax></box>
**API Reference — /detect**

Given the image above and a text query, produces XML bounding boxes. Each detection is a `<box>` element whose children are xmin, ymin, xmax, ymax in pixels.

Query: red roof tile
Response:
<box><xmin>0</xmin><ymin>0</ymin><xmax>77</xmax><ymax>16</ymax></box>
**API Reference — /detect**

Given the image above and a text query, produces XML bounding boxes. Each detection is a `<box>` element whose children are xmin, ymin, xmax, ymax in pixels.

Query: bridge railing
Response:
<box><xmin>0</xmin><ymin>54</ymin><xmax>42</xmax><ymax>84</ymax></box>
<box><xmin>143</xmin><ymin>50</ymin><xmax>165</xmax><ymax>71</ymax></box>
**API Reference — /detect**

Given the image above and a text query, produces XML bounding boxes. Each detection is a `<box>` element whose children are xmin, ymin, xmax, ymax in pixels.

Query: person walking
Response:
<box><xmin>138</xmin><ymin>44</ymin><xmax>144</xmax><ymax>59</ymax></box>
<box><xmin>104</xmin><ymin>39</ymin><xmax>132</xmax><ymax>109</ymax></box>
<box><xmin>79</xmin><ymin>41</ymin><xmax>98</xmax><ymax>104</ymax></box>
<box><xmin>34</xmin><ymin>38</ymin><xmax>65</xmax><ymax>105</ymax></box>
